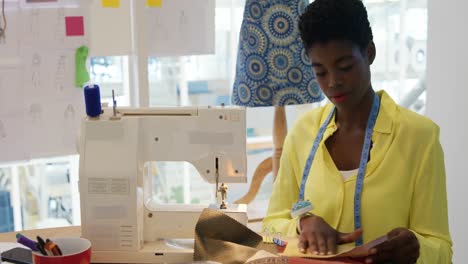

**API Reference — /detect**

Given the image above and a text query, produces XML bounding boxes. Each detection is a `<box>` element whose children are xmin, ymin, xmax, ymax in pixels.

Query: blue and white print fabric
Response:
<box><xmin>232</xmin><ymin>0</ymin><xmax>323</xmax><ymax>107</ymax></box>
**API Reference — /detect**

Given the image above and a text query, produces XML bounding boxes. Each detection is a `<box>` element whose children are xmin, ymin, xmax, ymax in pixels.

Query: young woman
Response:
<box><xmin>263</xmin><ymin>0</ymin><xmax>452</xmax><ymax>263</ymax></box>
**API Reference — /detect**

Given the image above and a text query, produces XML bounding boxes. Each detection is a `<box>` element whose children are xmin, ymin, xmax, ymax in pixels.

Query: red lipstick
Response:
<box><xmin>331</xmin><ymin>93</ymin><xmax>349</xmax><ymax>103</ymax></box>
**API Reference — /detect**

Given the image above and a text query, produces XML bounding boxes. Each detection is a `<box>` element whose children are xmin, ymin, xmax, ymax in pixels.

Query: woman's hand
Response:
<box><xmin>365</xmin><ymin>227</ymin><xmax>420</xmax><ymax>264</ymax></box>
<box><xmin>298</xmin><ymin>214</ymin><xmax>362</xmax><ymax>255</ymax></box>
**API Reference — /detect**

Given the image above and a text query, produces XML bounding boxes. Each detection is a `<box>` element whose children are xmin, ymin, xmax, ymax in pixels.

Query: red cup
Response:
<box><xmin>32</xmin><ymin>237</ymin><xmax>91</xmax><ymax>264</ymax></box>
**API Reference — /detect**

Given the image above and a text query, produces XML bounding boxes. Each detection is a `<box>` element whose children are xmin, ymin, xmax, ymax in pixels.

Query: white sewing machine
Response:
<box><xmin>78</xmin><ymin>105</ymin><xmax>248</xmax><ymax>263</ymax></box>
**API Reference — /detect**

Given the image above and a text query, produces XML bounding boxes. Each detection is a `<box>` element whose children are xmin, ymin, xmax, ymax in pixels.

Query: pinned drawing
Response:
<box><xmin>32</xmin><ymin>53</ymin><xmax>41</xmax><ymax>89</ymax></box>
<box><xmin>64</xmin><ymin>104</ymin><xmax>75</xmax><ymax>119</ymax></box>
<box><xmin>0</xmin><ymin>6</ymin><xmax>7</xmax><ymax>45</ymax></box>
<box><xmin>55</xmin><ymin>54</ymin><xmax>67</xmax><ymax>91</ymax></box>
<box><xmin>179</xmin><ymin>10</ymin><xmax>188</xmax><ymax>25</ymax></box>
<box><xmin>147</xmin><ymin>0</ymin><xmax>215</xmax><ymax>56</ymax></box>
<box><xmin>30</xmin><ymin>9</ymin><xmax>40</xmax><ymax>43</ymax></box>
<box><xmin>151</xmin><ymin>14</ymin><xmax>169</xmax><ymax>44</ymax></box>
<box><xmin>0</xmin><ymin>68</ymin><xmax>23</xmax><ymax>114</ymax></box>
<box><xmin>29</xmin><ymin>103</ymin><xmax>43</xmax><ymax>123</ymax></box>
<box><xmin>0</xmin><ymin>120</ymin><xmax>6</xmax><ymax>139</ymax></box>
<box><xmin>62</xmin><ymin>103</ymin><xmax>76</xmax><ymax>147</ymax></box>
<box><xmin>55</xmin><ymin>8</ymin><xmax>66</xmax><ymax>45</ymax></box>
<box><xmin>0</xmin><ymin>29</ymin><xmax>5</xmax><ymax>45</ymax></box>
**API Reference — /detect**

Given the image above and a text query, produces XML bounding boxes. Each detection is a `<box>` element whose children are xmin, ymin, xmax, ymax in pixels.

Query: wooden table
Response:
<box><xmin>0</xmin><ymin>226</ymin><xmax>82</xmax><ymax>242</ymax></box>
<box><xmin>0</xmin><ymin>224</ymin><xmax>263</xmax><ymax>263</ymax></box>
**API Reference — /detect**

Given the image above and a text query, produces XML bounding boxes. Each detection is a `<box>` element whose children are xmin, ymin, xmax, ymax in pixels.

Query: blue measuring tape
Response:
<box><xmin>292</xmin><ymin>93</ymin><xmax>380</xmax><ymax>246</ymax></box>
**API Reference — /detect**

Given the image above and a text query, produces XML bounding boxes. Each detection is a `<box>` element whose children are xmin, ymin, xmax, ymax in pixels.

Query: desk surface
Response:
<box><xmin>0</xmin><ymin>226</ymin><xmax>81</xmax><ymax>242</ymax></box>
<box><xmin>0</xmin><ymin>224</ymin><xmax>264</xmax><ymax>263</ymax></box>
<box><xmin>0</xmin><ymin>222</ymin><xmax>263</xmax><ymax>242</ymax></box>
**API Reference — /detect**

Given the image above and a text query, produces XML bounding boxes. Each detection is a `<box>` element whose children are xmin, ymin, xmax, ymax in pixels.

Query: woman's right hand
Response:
<box><xmin>298</xmin><ymin>214</ymin><xmax>362</xmax><ymax>255</ymax></box>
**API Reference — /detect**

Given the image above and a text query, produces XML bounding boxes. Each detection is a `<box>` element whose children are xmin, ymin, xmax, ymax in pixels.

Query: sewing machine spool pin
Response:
<box><xmin>109</xmin><ymin>89</ymin><xmax>121</xmax><ymax>120</ymax></box>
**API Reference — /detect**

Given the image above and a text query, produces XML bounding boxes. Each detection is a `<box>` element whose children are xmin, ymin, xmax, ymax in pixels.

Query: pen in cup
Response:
<box><xmin>45</xmin><ymin>239</ymin><xmax>62</xmax><ymax>256</ymax></box>
<box><xmin>16</xmin><ymin>233</ymin><xmax>38</xmax><ymax>252</ymax></box>
<box><xmin>37</xmin><ymin>236</ymin><xmax>51</xmax><ymax>256</ymax></box>
<box><xmin>35</xmin><ymin>242</ymin><xmax>47</xmax><ymax>256</ymax></box>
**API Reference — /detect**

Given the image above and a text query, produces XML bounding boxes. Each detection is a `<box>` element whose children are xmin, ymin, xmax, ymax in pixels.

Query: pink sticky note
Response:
<box><xmin>65</xmin><ymin>16</ymin><xmax>84</xmax><ymax>37</ymax></box>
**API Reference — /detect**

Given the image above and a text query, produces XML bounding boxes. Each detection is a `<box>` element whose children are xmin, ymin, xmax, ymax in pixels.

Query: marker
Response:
<box><xmin>45</xmin><ymin>239</ymin><xmax>62</xmax><ymax>256</ymax></box>
<box><xmin>37</xmin><ymin>236</ymin><xmax>50</xmax><ymax>256</ymax></box>
<box><xmin>45</xmin><ymin>241</ymin><xmax>58</xmax><ymax>256</ymax></box>
<box><xmin>16</xmin><ymin>233</ymin><xmax>38</xmax><ymax>251</ymax></box>
<box><xmin>36</xmin><ymin>242</ymin><xmax>47</xmax><ymax>256</ymax></box>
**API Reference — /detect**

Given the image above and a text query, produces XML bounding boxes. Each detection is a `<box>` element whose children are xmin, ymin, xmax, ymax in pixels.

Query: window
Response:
<box><xmin>0</xmin><ymin>156</ymin><xmax>80</xmax><ymax>231</ymax></box>
<box><xmin>0</xmin><ymin>168</ymin><xmax>14</xmax><ymax>232</ymax></box>
<box><xmin>89</xmin><ymin>56</ymin><xmax>130</xmax><ymax>107</ymax></box>
<box><xmin>146</xmin><ymin>1</ymin><xmax>247</xmax><ymax>209</ymax></box>
<box><xmin>366</xmin><ymin>0</ymin><xmax>428</xmax><ymax>114</ymax></box>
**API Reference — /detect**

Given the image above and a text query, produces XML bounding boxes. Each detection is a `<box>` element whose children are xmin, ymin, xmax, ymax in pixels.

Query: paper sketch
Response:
<box><xmin>26</xmin><ymin>100</ymin><xmax>83</xmax><ymax>158</ymax></box>
<box><xmin>64</xmin><ymin>104</ymin><xmax>75</xmax><ymax>119</ymax></box>
<box><xmin>21</xmin><ymin>8</ymin><xmax>87</xmax><ymax>49</ymax></box>
<box><xmin>30</xmin><ymin>9</ymin><xmax>40</xmax><ymax>43</ymax></box>
<box><xmin>31</xmin><ymin>53</ymin><xmax>41</xmax><ymax>90</ymax></box>
<box><xmin>63</xmin><ymin>103</ymin><xmax>76</xmax><ymax>147</ymax></box>
<box><xmin>23</xmin><ymin>49</ymin><xmax>79</xmax><ymax>100</ymax></box>
<box><xmin>89</xmin><ymin>0</ymin><xmax>131</xmax><ymax>55</ymax></box>
<box><xmin>0</xmin><ymin>114</ymin><xmax>27</xmax><ymax>162</ymax></box>
<box><xmin>23</xmin><ymin>50</ymin><xmax>54</xmax><ymax>99</ymax></box>
<box><xmin>147</xmin><ymin>0</ymin><xmax>215</xmax><ymax>56</ymax></box>
<box><xmin>27</xmin><ymin>102</ymin><xmax>51</xmax><ymax>158</ymax></box>
<box><xmin>0</xmin><ymin>9</ymin><xmax>5</xmax><ymax>45</ymax></box>
<box><xmin>0</xmin><ymin>120</ymin><xmax>6</xmax><ymax>139</ymax></box>
<box><xmin>55</xmin><ymin>7</ymin><xmax>66</xmax><ymax>45</ymax></box>
<box><xmin>0</xmin><ymin>29</ymin><xmax>5</xmax><ymax>45</ymax></box>
<box><xmin>55</xmin><ymin>54</ymin><xmax>67</xmax><ymax>91</ymax></box>
<box><xmin>29</xmin><ymin>103</ymin><xmax>43</xmax><ymax>123</ymax></box>
<box><xmin>0</xmin><ymin>6</ymin><xmax>89</xmax><ymax>162</ymax></box>
<box><xmin>0</xmin><ymin>68</ymin><xmax>23</xmax><ymax>115</ymax></box>
<box><xmin>0</xmin><ymin>9</ymin><xmax>20</xmax><ymax>60</ymax></box>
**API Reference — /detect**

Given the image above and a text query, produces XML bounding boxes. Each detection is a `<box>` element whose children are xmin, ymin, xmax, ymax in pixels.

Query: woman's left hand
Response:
<box><xmin>365</xmin><ymin>227</ymin><xmax>420</xmax><ymax>264</ymax></box>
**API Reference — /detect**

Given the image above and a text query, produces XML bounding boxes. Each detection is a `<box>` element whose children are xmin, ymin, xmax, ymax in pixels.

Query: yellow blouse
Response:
<box><xmin>264</xmin><ymin>91</ymin><xmax>452</xmax><ymax>263</ymax></box>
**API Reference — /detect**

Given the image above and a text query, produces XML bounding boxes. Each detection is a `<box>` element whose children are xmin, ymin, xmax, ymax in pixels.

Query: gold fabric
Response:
<box><xmin>194</xmin><ymin>208</ymin><xmax>278</xmax><ymax>264</ymax></box>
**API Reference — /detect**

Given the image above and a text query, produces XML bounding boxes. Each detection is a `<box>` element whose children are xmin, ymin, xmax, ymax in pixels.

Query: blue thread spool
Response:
<box><xmin>84</xmin><ymin>84</ymin><xmax>102</xmax><ymax>117</ymax></box>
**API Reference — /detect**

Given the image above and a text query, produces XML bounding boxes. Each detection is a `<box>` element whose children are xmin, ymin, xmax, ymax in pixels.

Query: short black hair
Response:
<box><xmin>298</xmin><ymin>0</ymin><xmax>373</xmax><ymax>52</ymax></box>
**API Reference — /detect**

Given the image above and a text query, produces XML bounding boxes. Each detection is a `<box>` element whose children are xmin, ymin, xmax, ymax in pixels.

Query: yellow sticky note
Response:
<box><xmin>147</xmin><ymin>0</ymin><xmax>162</xmax><ymax>7</ymax></box>
<box><xmin>102</xmin><ymin>0</ymin><xmax>120</xmax><ymax>8</ymax></box>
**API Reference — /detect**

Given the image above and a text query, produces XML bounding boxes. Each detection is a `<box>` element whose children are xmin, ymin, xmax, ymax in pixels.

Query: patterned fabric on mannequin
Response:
<box><xmin>232</xmin><ymin>0</ymin><xmax>323</xmax><ymax>107</ymax></box>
